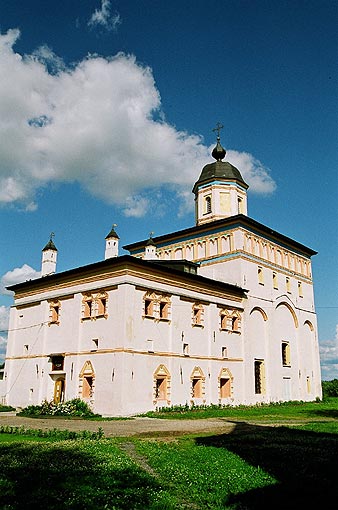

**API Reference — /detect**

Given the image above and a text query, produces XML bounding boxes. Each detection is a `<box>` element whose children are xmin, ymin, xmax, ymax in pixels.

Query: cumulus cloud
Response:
<box><xmin>88</xmin><ymin>0</ymin><xmax>121</xmax><ymax>32</ymax></box>
<box><xmin>0</xmin><ymin>306</ymin><xmax>10</xmax><ymax>361</ymax></box>
<box><xmin>0</xmin><ymin>264</ymin><xmax>41</xmax><ymax>296</ymax></box>
<box><xmin>319</xmin><ymin>324</ymin><xmax>338</xmax><ymax>381</ymax></box>
<box><xmin>0</xmin><ymin>28</ymin><xmax>276</xmax><ymax>217</ymax></box>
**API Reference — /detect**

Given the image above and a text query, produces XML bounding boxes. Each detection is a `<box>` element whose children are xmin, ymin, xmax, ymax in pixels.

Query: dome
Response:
<box><xmin>192</xmin><ymin>159</ymin><xmax>248</xmax><ymax>194</ymax></box>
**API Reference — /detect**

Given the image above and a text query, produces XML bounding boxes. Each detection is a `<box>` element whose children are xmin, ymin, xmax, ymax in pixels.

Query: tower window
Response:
<box><xmin>192</xmin><ymin>303</ymin><xmax>204</xmax><ymax>326</ymax></box>
<box><xmin>286</xmin><ymin>277</ymin><xmax>291</xmax><ymax>293</ymax></box>
<box><xmin>258</xmin><ymin>267</ymin><xmax>264</xmax><ymax>285</ymax></box>
<box><xmin>273</xmin><ymin>272</ymin><xmax>278</xmax><ymax>289</ymax></box>
<box><xmin>205</xmin><ymin>196</ymin><xmax>212</xmax><ymax>214</ymax></box>
<box><xmin>298</xmin><ymin>281</ymin><xmax>303</xmax><ymax>297</ymax></box>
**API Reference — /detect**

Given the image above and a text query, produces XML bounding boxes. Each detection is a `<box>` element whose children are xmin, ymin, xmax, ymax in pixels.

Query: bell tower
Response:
<box><xmin>41</xmin><ymin>233</ymin><xmax>58</xmax><ymax>276</ymax></box>
<box><xmin>192</xmin><ymin>123</ymin><xmax>249</xmax><ymax>225</ymax></box>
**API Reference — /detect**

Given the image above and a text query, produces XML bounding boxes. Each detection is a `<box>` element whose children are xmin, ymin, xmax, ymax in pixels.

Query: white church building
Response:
<box><xmin>2</xmin><ymin>133</ymin><xmax>322</xmax><ymax>416</ymax></box>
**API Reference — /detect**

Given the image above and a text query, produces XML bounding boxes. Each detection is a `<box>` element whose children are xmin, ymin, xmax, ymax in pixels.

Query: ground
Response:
<box><xmin>0</xmin><ymin>413</ymin><xmax>236</xmax><ymax>437</ymax></box>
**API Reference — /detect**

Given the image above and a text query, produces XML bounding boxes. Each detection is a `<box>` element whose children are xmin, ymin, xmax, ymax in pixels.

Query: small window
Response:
<box><xmin>205</xmin><ymin>196</ymin><xmax>212</xmax><ymax>214</ymax></box>
<box><xmin>97</xmin><ymin>297</ymin><xmax>107</xmax><ymax>316</ymax></box>
<box><xmin>51</xmin><ymin>356</ymin><xmax>64</xmax><ymax>371</ymax></box>
<box><xmin>298</xmin><ymin>281</ymin><xmax>303</xmax><ymax>297</ymax></box>
<box><xmin>273</xmin><ymin>272</ymin><xmax>278</xmax><ymax>289</ymax></box>
<box><xmin>286</xmin><ymin>277</ymin><xmax>291</xmax><ymax>293</ymax></box>
<box><xmin>238</xmin><ymin>197</ymin><xmax>243</xmax><ymax>214</ymax></box>
<box><xmin>222</xmin><ymin>346</ymin><xmax>228</xmax><ymax>358</ymax></box>
<box><xmin>159</xmin><ymin>299</ymin><xmax>170</xmax><ymax>320</ymax></box>
<box><xmin>192</xmin><ymin>303</ymin><xmax>203</xmax><ymax>326</ymax></box>
<box><xmin>24</xmin><ymin>344</ymin><xmax>29</xmax><ymax>354</ymax></box>
<box><xmin>306</xmin><ymin>376</ymin><xmax>311</xmax><ymax>393</ymax></box>
<box><xmin>92</xmin><ymin>338</ymin><xmax>99</xmax><ymax>351</ymax></box>
<box><xmin>254</xmin><ymin>360</ymin><xmax>265</xmax><ymax>394</ymax></box>
<box><xmin>232</xmin><ymin>316</ymin><xmax>240</xmax><ymax>332</ymax></box>
<box><xmin>84</xmin><ymin>298</ymin><xmax>93</xmax><ymax>318</ymax></box>
<box><xmin>144</xmin><ymin>298</ymin><xmax>154</xmax><ymax>317</ymax></box>
<box><xmin>220</xmin><ymin>310</ymin><xmax>228</xmax><ymax>330</ymax></box>
<box><xmin>49</xmin><ymin>301</ymin><xmax>60</xmax><ymax>324</ymax></box>
<box><xmin>282</xmin><ymin>342</ymin><xmax>290</xmax><ymax>367</ymax></box>
<box><xmin>183</xmin><ymin>343</ymin><xmax>189</xmax><ymax>355</ymax></box>
<box><xmin>258</xmin><ymin>267</ymin><xmax>264</xmax><ymax>285</ymax></box>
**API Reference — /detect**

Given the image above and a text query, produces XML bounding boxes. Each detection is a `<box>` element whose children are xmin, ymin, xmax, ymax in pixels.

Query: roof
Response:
<box><xmin>192</xmin><ymin>160</ymin><xmax>248</xmax><ymax>194</ymax></box>
<box><xmin>123</xmin><ymin>214</ymin><xmax>317</xmax><ymax>258</ymax></box>
<box><xmin>6</xmin><ymin>254</ymin><xmax>247</xmax><ymax>300</ymax></box>
<box><xmin>42</xmin><ymin>239</ymin><xmax>57</xmax><ymax>251</ymax></box>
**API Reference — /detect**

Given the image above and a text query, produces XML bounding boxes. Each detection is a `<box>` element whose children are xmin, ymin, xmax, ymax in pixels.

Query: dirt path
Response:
<box><xmin>0</xmin><ymin>413</ymin><xmax>237</xmax><ymax>438</ymax></box>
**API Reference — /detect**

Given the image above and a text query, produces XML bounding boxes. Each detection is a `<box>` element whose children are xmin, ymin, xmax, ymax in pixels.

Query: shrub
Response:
<box><xmin>0</xmin><ymin>404</ymin><xmax>16</xmax><ymax>413</ymax></box>
<box><xmin>17</xmin><ymin>398</ymin><xmax>100</xmax><ymax>418</ymax></box>
<box><xmin>322</xmin><ymin>379</ymin><xmax>338</xmax><ymax>398</ymax></box>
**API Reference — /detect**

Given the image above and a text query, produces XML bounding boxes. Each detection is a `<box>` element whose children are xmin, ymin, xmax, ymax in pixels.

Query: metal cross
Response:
<box><xmin>212</xmin><ymin>122</ymin><xmax>224</xmax><ymax>139</ymax></box>
<box><xmin>50</xmin><ymin>232</ymin><xmax>55</xmax><ymax>241</ymax></box>
<box><xmin>149</xmin><ymin>231</ymin><xmax>154</xmax><ymax>238</ymax></box>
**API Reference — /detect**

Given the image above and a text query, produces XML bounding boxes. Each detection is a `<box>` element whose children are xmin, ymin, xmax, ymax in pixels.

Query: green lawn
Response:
<box><xmin>0</xmin><ymin>400</ymin><xmax>337</xmax><ymax>509</ymax></box>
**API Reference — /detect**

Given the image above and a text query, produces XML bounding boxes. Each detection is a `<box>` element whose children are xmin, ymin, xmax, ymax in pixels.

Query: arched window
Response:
<box><xmin>153</xmin><ymin>365</ymin><xmax>171</xmax><ymax>403</ymax></box>
<box><xmin>205</xmin><ymin>196</ymin><xmax>212</xmax><ymax>214</ymax></box>
<box><xmin>79</xmin><ymin>361</ymin><xmax>95</xmax><ymax>401</ymax></box>
<box><xmin>190</xmin><ymin>367</ymin><xmax>205</xmax><ymax>399</ymax></box>
<box><xmin>219</xmin><ymin>368</ymin><xmax>233</xmax><ymax>399</ymax></box>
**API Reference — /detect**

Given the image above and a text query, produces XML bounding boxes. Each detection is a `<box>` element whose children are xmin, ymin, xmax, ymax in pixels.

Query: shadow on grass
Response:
<box><xmin>0</xmin><ymin>441</ymin><xmax>161</xmax><ymax>509</ymax></box>
<box><xmin>196</xmin><ymin>421</ymin><xmax>338</xmax><ymax>509</ymax></box>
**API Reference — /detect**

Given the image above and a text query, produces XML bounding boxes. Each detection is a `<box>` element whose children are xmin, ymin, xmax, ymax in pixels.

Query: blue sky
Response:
<box><xmin>0</xmin><ymin>0</ymin><xmax>337</xmax><ymax>379</ymax></box>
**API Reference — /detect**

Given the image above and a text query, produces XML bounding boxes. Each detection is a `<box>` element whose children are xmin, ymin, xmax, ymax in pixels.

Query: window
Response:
<box><xmin>82</xmin><ymin>292</ymin><xmax>108</xmax><ymax>321</ymax></box>
<box><xmin>154</xmin><ymin>365</ymin><xmax>170</xmax><ymax>403</ymax></box>
<box><xmin>220</xmin><ymin>310</ymin><xmax>228</xmax><ymax>330</ymax></box>
<box><xmin>306</xmin><ymin>376</ymin><xmax>311</xmax><ymax>393</ymax></box>
<box><xmin>220</xmin><ymin>308</ymin><xmax>241</xmax><ymax>333</ymax></box>
<box><xmin>286</xmin><ymin>277</ymin><xmax>291</xmax><ymax>293</ymax></box>
<box><xmin>183</xmin><ymin>343</ymin><xmax>189</xmax><ymax>355</ymax></box>
<box><xmin>97</xmin><ymin>295</ymin><xmax>107</xmax><ymax>316</ymax></box>
<box><xmin>192</xmin><ymin>303</ymin><xmax>204</xmax><ymax>327</ymax></box>
<box><xmin>144</xmin><ymin>298</ymin><xmax>154</xmax><ymax>317</ymax></box>
<box><xmin>258</xmin><ymin>267</ymin><xmax>264</xmax><ymax>285</ymax></box>
<box><xmin>192</xmin><ymin>378</ymin><xmax>202</xmax><ymax>398</ymax></box>
<box><xmin>298</xmin><ymin>281</ymin><xmax>303</xmax><ymax>297</ymax></box>
<box><xmin>49</xmin><ymin>300</ymin><xmax>60</xmax><ymax>324</ymax></box>
<box><xmin>254</xmin><ymin>360</ymin><xmax>265</xmax><ymax>394</ymax></box>
<box><xmin>205</xmin><ymin>195</ymin><xmax>212</xmax><ymax>214</ymax></box>
<box><xmin>238</xmin><ymin>197</ymin><xmax>243</xmax><ymax>214</ymax></box>
<box><xmin>159</xmin><ymin>297</ymin><xmax>171</xmax><ymax>320</ymax></box>
<box><xmin>282</xmin><ymin>342</ymin><xmax>290</xmax><ymax>367</ymax></box>
<box><xmin>220</xmin><ymin>377</ymin><xmax>231</xmax><ymax>398</ymax></box>
<box><xmin>143</xmin><ymin>292</ymin><xmax>171</xmax><ymax>320</ymax></box>
<box><xmin>82</xmin><ymin>376</ymin><xmax>93</xmax><ymax>399</ymax></box>
<box><xmin>51</xmin><ymin>355</ymin><xmax>64</xmax><ymax>371</ymax></box>
<box><xmin>272</xmin><ymin>272</ymin><xmax>278</xmax><ymax>289</ymax></box>
<box><xmin>222</xmin><ymin>346</ymin><xmax>228</xmax><ymax>358</ymax></box>
<box><xmin>24</xmin><ymin>344</ymin><xmax>29</xmax><ymax>354</ymax></box>
<box><xmin>191</xmin><ymin>367</ymin><xmax>205</xmax><ymax>399</ymax></box>
<box><xmin>79</xmin><ymin>360</ymin><xmax>95</xmax><ymax>400</ymax></box>
<box><xmin>155</xmin><ymin>378</ymin><xmax>167</xmax><ymax>400</ymax></box>
<box><xmin>83</xmin><ymin>296</ymin><xmax>93</xmax><ymax>319</ymax></box>
<box><xmin>91</xmin><ymin>338</ymin><xmax>99</xmax><ymax>351</ymax></box>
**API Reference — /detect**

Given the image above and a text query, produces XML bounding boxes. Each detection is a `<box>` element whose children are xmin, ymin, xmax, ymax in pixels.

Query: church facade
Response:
<box><xmin>2</xmin><ymin>134</ymin><xmax>322</xmax><ymax>415</ymax></box>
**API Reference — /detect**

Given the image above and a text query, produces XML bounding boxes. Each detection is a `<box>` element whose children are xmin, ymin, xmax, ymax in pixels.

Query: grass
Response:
<box><xmin>142</xmin><ymin>397</ymin><xmax>338</xmax><ymax>423</ymax></box>
<box><xmin>0</xmin><ymin>399</ymin><xmax>337</xmax><ymax>509</ymax></box>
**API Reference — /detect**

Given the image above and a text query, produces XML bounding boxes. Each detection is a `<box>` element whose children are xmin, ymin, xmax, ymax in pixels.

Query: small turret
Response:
<box><xmin>41</xmin><ymin>233</ymin><xmax>57</xmax><ymax>276</ymax></box>
<box><xmin>105</xmin><ymin>224</ymin><xmax>119</xmax><ymax>259</ymax></box>
<box><xmin>144</xmin><ymin>232</ymin><xmax>157</xmax><ymax>260</ymax></box>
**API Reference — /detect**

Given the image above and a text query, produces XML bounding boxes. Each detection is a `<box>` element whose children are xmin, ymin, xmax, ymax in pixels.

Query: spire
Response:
<box><xmin>41</xmin><ymin>232</ymin><xmax>58</xmax><ymax>276</ymax></box>
<box><xmin>211</xmin><ymin>122</ymin><xmax>226</xmax><ymax>161</ymax></box>
<box><xmin>105</xmin><ymin>224</ymin><xmax>119</xmax><ymax>259</ymax></box>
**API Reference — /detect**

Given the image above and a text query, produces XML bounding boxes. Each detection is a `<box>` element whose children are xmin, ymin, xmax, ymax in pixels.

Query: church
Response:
<box><xmin>2</xmin><ymin>130</ymin><xmax>322</xmax><ymax>416</ymax></box>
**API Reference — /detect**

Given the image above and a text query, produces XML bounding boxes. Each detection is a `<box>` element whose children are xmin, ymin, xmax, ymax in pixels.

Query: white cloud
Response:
<box><xmin>0</xmin><ymin>29</ymin><xmax>276</xmax><ymax>216</ymax></box>
<box><xmin>0</xmin><ymin>264</ymin><xmax>41</xmax><ymax>296</ymax></box>
<box><xmin>0</xmin><ymin>306</ymin><xmax>10</xmax><ymax>361</ymax></box>
<box><xmin>319</xmin><ymin>324</ymin><xmax>338</xmax><ymax>381</ymax></box>
<box><xmin>88</xmin><ymin>0</ymin><xmax>121</xmax><ymax>32</ymax></box>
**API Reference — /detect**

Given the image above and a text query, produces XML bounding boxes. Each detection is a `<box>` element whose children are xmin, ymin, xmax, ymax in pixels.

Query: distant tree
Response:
<box><xmin>322</xmin><ymin>379</ymin><xmax>338</xmax><ymax>397</ymax></box>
